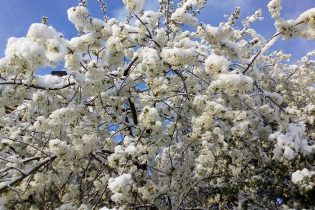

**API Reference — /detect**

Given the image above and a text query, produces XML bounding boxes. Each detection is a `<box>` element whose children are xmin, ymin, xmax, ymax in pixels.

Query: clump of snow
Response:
<box><xmin>1</xmin><ymin>23</ymin><xmax>68</xmax><ymax>70</ymax></box>
<box><xmin>125</xmin><ymin>143</ymin><xmax>138</xmax><ymax>156</ymax></box>
<box><xmin>283</xmin><ymin>147</ymin><xmax>295</xmax><ymax>160</ymax></box>
<box><xmin>292</xmin><ymin>168</ymin><xmax>313</xmax><ymax>183</ymax></box>
<box><xmin>69</xmin><ymin>33</ymin><xmax>100</xmax><ymax>52</ymax></box>
<box><xmin>171</xmin><ymin>0</ymin><xmax>206</xmax><ymax>27</ymax></box>
<box><xmin>296</xmin><ymin>8</ymin><xmax>315</xmax><ymax>25</ymax></box>
<box><xmin>136</xmin><ymin>11</ymin><xmax>162</xmax><ymax>29</ymax></box>
<box><xmin>5</xmin><ymin>37</ymin><xmax>46</xmax><ymax>67</ymax></box>
<box><xmin>171</xmin><ymin>8</ymin><xmax>199</xmax><ymax>27</ymax></box>
<box><xmin>108</xmin><ymin>174</ymin><xmax>132</xmax><ymax>203</ymax></box>
<box><xmin>263</xmin><ymin>91</ymin><xmax>283</xmax><ymax>105</ymax></box>
<box><xmin>274</xmin><ymin>7</ymin><xmax>315</xmax><ymax>39</ymax></box>
<box><xmin>44</xmin><ymin>38</ymin><xmax>68</xmax><ymax>64</ymax></box>
<box><xmin>27</xmin><ymin>23</ymin><xmax>62</xmax><ymax>43</ymax></box>
<box><xmin>55</xmin><ymin>203</ymin><xmax>77</xmax><ymax>210</ymax></box>
<box><xmin>34</xmin><ymin>75</ymin><xmax>70</xmax><ymax>90</ymax></box>
<box><xmin>196</xmin><ymin>24</ymin><xmax>245</xmax><ymax>60</ymax></box>
<box><xmin>291</xmin><ymin>168</ymin><xmax>315</xmax><ymax>190</ymax></box>
<box><xmin>27</xmin><ymin>23</ymin><xmax>68</xmax><ymax>65</ymax></box>
<box><xmin>270</xmin><ymin>123</ymin><xmax>315</xmax><ymax>160</ymax></box>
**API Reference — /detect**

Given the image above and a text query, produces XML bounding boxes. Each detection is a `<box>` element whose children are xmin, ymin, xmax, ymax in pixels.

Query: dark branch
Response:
<box><xmin>0</xmin><ymin>82</ymin><xmax>76</xmax><ymax>90</ymax></box>
<box><xmin>123</xmin><ymin>56</ymin><xmax>139</xmax><ymax>76</ymax></box>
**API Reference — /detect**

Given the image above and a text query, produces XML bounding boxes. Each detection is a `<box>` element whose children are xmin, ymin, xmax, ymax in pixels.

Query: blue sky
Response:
<box><xmin>0</xmin><ymin>0</ymin><xmax>314</xmax><ymax>64</ymax></box>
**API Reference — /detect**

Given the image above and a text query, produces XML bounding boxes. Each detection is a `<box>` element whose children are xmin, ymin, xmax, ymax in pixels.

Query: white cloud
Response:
<box><xmin>113</xmin><ymin>6</ymin><xmax>129</xmax><ymax>21</ymax></box>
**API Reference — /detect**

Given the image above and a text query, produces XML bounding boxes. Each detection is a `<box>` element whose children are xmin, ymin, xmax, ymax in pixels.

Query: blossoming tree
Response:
<box><xmin>0</xmin><ymin>0</ymin><xmax>315</xmax><ymax>209</ymax></box>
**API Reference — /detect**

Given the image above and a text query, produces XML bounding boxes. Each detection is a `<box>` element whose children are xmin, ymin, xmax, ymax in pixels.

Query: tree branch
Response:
<box><xmin>0</xmin><ymin>81</ymin><xmax>76</xmax><ymax>90</ymax></box>
<box><xmin>123</xmin><ymin>57</ymin><xmax>139</xmax><ymax>76</ymax></box>
<box><xmin>0</xmin><ymin>156</ymin><xmax>56</xmax><ymax>194</ymax></box>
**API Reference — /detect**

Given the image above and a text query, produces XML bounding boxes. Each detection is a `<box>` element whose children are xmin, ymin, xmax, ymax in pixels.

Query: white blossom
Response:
<box><xmin>122</xmin><ymin>0</ymin><xmax>145</xmax><ymax>12</ymax></box>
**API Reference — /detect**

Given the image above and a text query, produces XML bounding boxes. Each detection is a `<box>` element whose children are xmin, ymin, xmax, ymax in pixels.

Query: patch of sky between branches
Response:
<box><xmin>108</xmin><ymin>123</ymin><xmax>124</xmax><ymax>142</ymax></box>
<box><xmin>36</xmin><ymin>61</ymin><xmax>67</xmax><ymax>75</ymax></box>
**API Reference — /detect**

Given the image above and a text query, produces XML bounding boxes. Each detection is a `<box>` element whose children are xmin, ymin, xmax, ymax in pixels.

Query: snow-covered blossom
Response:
<box><xmin>49</xmin><ymin>139</ymin><xmax>70</xmax><ymax>156</ymax></box>
<box><xmin>194</xmin><ymin>140</ymin><xmax>215</xmax><ymax>178</ymax></box>
<box><xmin>210</xmin><ymin>71</ymin><xmax>254</xmax><ymax>93</ymax></box>
<box><xmin>136</xmin><ymin>11</ymin><xmax>162</xmax><ymax>29</ymax></box>
<box><xmin>27</xmin><ymin>23</ymin><xmax>68</xmax><ymax>64</ymax></box>
<box><xmin>138</xmin><ymin>106</ymin><xmax>160</xmax><ymax>127</ymax></box>
<box><xmin>65</xmin><ymin>53</ymin><xmax>82</xmax><ymax>70</ymax></box>
<box><xmin>246</xmin><ymin>9</ymin><xmax>264</xmax><ymax>23</ymax></box>
<box><xmin>0</xmin><ymin>22</ymin><xmax>68</xmax><ymax>76</ymax></box>
<box><xmin>171</xmin><ymin>8</ymin><xmax>198</xmax><ymax>27</ymax></box>
<box><xmin>291</xmin><ymin>168</ymin><xmax>315</xmax><ymax>190</ymax></box>
<box><xmin>161</xmin><ymin>47</ymin><xmax>195</xmax><ymax>68</ymax></box>
<box><xmin>108</xmin><ymin>174</ymin><xmax>132</xmax><ymax>203</ymax></box>
<box><xmin>83</xmin><ymin>17</ymin><xmax>104</xmax><ymax>34</ymax></box>
<box><xmin>67</xmin><ymin>6</ymin><xmax>90</xmax><ymax>27</ymax></box>
<box><xmin>297</xmin><ymin>8</ymin><xmax>315</xmax><ymax>26</ymax></box>
<box><xmin>205</xmin><ymin>53</ymin><xmax>230</xmax><ymax>76</ymax></box>
<box><xmin>270</xmin><ymin>123</ymin><xmax>315</xmax><ymax>160</ymax></box>
<box><xmin>268</xmin><ymin>0</ymin><xmax>282</xmax><ymax>19</ymax></box>
<box><xmin>5</xmin><ymin>37</ymin><xmax>46</xmax><ymax>67</ymax></box>
<box><xmin>70</xmin><ymin>33</ymin><xmax>99</xmax><ymax>52</ymax></box>
<box><xmin>122</xmin><ymin>0</ymin><xmax>145</xmax><ymax>12</ymax></box>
